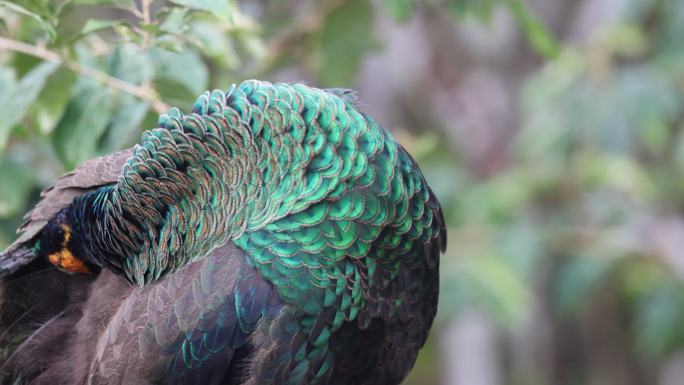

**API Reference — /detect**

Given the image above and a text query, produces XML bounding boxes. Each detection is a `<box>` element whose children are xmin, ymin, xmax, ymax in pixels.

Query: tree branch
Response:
<box><xmin>140</xmin><ymin>0</ymin><xmax>153</xmax><ymax>49</ymax></box>
<box><xmin>0</xmin><ymin>35</ymin><xmax>169</xmax><ymax>113</ymax></box>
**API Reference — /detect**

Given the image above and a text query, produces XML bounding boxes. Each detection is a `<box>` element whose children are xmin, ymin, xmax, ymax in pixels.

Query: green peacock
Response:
<box><xmin>0</xmin><ymin>80</ymin><xmax>446</xmax><ymax>385</ymax></box>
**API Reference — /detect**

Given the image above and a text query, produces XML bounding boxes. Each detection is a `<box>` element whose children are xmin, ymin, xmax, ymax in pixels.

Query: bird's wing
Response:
<box><xmin>236</xmin><ymin>144</ymin><xmax>447</xmax><ymax>384</ymax></box>
<box><xmin>88</xmin><ymin>241</ymin><xmax>282</xmax><ymax>385</ymax></box>
<box><xmin>0</xmin><ymin>149</ymin><xmax>132</xmax><ymax>277</ymax></box>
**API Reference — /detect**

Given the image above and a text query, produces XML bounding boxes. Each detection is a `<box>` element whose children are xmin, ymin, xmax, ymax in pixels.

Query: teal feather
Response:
<box><xmin>0</xmin><ymin>80</ymin><xmax>445</xmax><ymax>385</ymax></box>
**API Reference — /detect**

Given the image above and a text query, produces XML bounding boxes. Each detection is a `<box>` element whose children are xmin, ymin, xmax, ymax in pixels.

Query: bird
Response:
<box><xmin>0</xmin><ymin>80</ymin><xmax>446</xmax><ymax>385</ymax></box>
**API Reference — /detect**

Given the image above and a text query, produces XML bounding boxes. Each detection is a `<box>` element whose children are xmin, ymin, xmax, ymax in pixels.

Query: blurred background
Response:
<box><xmin>0</xmin><ymin>0</ymin><xmax>682</xmax><ymax>384</ymax></box>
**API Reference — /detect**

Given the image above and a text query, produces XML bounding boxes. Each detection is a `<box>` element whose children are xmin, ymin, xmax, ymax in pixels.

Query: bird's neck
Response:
<box><xmin>69</xmin><ymin>185</ymin><xmax>140</xmax><ymax>280</ymax></box>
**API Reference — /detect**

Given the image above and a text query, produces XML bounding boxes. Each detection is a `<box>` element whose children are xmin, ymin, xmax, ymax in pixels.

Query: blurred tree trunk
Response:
<box><xmin>442</xmin><ymin>311</ymin><xmax>503</xmax><ymax>385</ymax></box>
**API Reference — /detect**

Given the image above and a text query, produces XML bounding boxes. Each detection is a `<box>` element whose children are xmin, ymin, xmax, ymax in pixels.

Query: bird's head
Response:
<box><xmin>38</xmin><ymin>207</ymin><xmax>98</xmax><ymax>275</ymax></box>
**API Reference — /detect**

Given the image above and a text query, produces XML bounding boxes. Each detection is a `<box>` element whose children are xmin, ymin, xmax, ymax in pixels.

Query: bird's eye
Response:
<box><xmin>47</xmin><ymin>224</ymin><xmax>91</xmax><ymax>274</ymax></box>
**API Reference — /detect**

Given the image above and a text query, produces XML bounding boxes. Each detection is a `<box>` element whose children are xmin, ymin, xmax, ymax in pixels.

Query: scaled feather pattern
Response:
<box><xmin>0</xmin><ymin>80</ymin><xmax>446</xmax><ymax>385</ymax></box>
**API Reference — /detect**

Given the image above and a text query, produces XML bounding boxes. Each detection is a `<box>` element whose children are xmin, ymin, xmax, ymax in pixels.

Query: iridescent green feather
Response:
<box><xmin>78</xmin><ymin>80</ymin><xmax>444</xmax><ymax>384</ymax></box>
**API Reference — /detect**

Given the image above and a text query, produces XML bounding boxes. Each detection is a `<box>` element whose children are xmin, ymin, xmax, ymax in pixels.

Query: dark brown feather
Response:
<box><xmin>15</xmin><ymin>148</ymin><xmax>133</xmax><ymax>245</ymax></box>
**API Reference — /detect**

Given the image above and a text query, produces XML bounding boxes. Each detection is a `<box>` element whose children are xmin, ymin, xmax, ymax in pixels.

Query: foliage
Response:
<box><xmin>383</xmin><ymin>0</ymin><xmax>559</xmax><ymax>58</ymax></box>
<box><xmin>428</xmin><ymin>0</ymin><xmax>684</xmax><ymax>368</ymax></box>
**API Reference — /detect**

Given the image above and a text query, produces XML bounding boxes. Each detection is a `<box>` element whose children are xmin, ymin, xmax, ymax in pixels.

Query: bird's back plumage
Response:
<box><xmin>0</xmin><ymin>80</ymin><xmax>446</xmax><ymax>385</ymax></box>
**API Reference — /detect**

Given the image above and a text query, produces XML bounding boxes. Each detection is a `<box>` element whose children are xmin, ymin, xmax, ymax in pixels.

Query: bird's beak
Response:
<box><xmin>0</xmin><ymin>243</ymin><xmax>36</xmax><ymax>278</ymax></box>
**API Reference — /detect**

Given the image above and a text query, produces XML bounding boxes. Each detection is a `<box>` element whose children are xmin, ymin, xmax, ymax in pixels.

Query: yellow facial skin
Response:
<box><xmin>47</xmin><ymin>224</ymin><xmax>91</xmax><ymax>274</ymax></box>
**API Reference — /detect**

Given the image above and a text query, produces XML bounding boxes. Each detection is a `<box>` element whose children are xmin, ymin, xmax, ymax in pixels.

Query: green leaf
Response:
<box><xmin>102</xmin><ymin>96</ymin><xmax>148</xmax><ymax>151</ymax></box>
<box><xmin>448</xmin><ymin>0</ymin><xmax>500</xmax><ymax>19</ymax></box>
<box><xmin>71</xmin><ymin>0</ymin><xmax>136</xmax><ymax>8</ymax></box>
<box><xmin>158</xmin><ymin>6</ymin><xmax>191</xmax><ymax>33</ymax></box>
<box><xmin>4</xmin><ymin>0</ymin><xmax>66</xmax><ymax>24</ymax></box>
<box><xmin>168</xmin><ymin>0</ymin><xmax>235</xmax><ymax>22</ymax></box>
<box><xmin>317</xmin><ymin>0</ymin><xmax>377</xmax><ymax>86</ymax></box>
<box><xmin>469</xmin><ymin>254</ymin><xmax>531</xmax><ymax>324</ymax></box>
<box><xmin>0</xmin><ymin>158</ymin><xmax>35</xmax><ymax>218</ymax></box>
<box><xmin>440</xmin><ymin>252</ymin><xmax>531</xmax><ymax>325</ymax></box>
<box><xmin>101</xmin><ymin>45</ymin><xmax>153</xmax><ymax>151</ymax></box>
<box><xmin>0</xmin><ymin>61</ymin><xmax>60</xmax><ymax>154</ymax></box>
<box><xmin>107</xmin><ymin>44</ymin><xmax>154</xmax><ymax>85</ymax></box>
<box><xmin>66</xmin><ymin>19</ymin><xmax>136</xmax><ymax>45</ymax></box>
<box><xmin>507</xmin><ymin>0</ymin><xmax>560</xmax><ymax>59</ymax></box>
<box><xmin>236</xmin><ymin>31</ymin><xmax>266</xmax><ymax>61</ymax></box>
<box><xmin>149</xmin><ymin>47</ymin><xmax>207</xmax><ymax>96</ymax></box>
<box><xmin>52</xmin><ymin>81</ymin><xmax>114</xmax><ymax>168</ymax></box>
<box><xmin>0</xmin><ymin>0</ymin><xmax>57</xmax><ymax>38</ymax></box>
<box><xmin>34</xmin><ymin>68</ymin><xmax>76</xmax><ymax>134</ymax></box>
<box><xmin>190</xmin><ymin>21</ymin><xmax>240</xmax><ymax>69</ymax></box>
<box><xmin>153</xmin><ymin>39</ymin><xmax>185</xmax><ymax>53</ymax></box>
<box><xmin>382</xmin><ymin>0</ymin><xmax>415</xmax><ymax>22</ymax></box>
<box><xmin>81</xmin><ymin>19</ymin><xmax>124</xmax><ymax>35</ymax></box>
<box><xmin>152</xmin><ymin>78</ymin><xmax>195</xmax><ymax>112</ymax></box>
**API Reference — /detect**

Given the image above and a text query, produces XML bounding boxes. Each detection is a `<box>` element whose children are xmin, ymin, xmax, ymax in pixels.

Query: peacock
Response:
<box><xmin>0</xmin><ymin>80</ymin><xmax>446</xmax><ymax>385</ymax></box>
